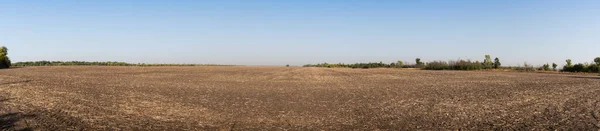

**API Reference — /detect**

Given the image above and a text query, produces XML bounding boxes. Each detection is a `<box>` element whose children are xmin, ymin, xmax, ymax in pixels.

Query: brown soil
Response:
<box><xmin>1</xmin><ymin>66</ymin><xmax>599</xmax><ymax>130</ymax></box>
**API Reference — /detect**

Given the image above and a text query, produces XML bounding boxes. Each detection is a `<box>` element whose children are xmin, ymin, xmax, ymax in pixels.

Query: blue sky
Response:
<box><xmin>1</xmin><ymin>0</ymin><xmax>598</xmax><ymax>66</ymax></box>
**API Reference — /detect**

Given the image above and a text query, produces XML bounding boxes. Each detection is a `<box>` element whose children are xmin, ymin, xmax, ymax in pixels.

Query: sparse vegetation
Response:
<box><xmin>512</xmin><ymin>62</ymin><xmax>535</xmax><ymax>72</ymax></box>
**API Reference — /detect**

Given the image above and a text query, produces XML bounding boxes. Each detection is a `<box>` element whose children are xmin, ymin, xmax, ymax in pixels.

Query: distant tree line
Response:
<box><xmin>561</xmin><ymin>58</ymin><xmax>600</xmax><ymax>73</ymax></box>
<box><xmin>304</xmin><ymin>60</ymin><xmax>412</xmax><ymax>69</ymax></box>
<box><xmin>422</xmin><ymin>55</ymin><xmax>502</xmax><ymax>70</ymax></box>
<box><xmin>0</xmin><ymin>46</ymin><xmax>10</xmax><ymax>69</ymax></box>
<box><xmin>3</xmin><ymin>45</ymin><xmax>599</xmax><ymax>73</ymax></box>
<box><xmin>13</xmin><ymin>61</ymin><xmax>135</xmax><ymax>66</ymax></box>
<box><xmin>12</xmin><ymin>61</ymin><xmax>234</xmax><ymax>67</ymax></box>
<box><xmin>305</xmin><ymin>55</ymin><xmax>504</xmax><ymax>71</ymax></box>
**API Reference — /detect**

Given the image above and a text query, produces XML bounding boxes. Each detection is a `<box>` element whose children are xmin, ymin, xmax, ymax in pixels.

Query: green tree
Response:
<box><xmin>552</xmin><ymin>63</ymin><xmax>557</xmax><ymax>71</ymax></box>
<box><xmin>415</xmin><ymin>58</ymin><xmax>423</xmax><ymax>67</ymax></box>
<box><xmin>542</xmin><ymin>63</ymin><xmax>550</xmax><ymax>71</ymax></box>
<box><xmin>483</xmin><ymin>55</ymin><xmax>493</xmax><ymax>69</ymax></box>
<box><xmin>0</xmin><ymin>46</ymin><xmax>10</xmax><ymax>69</ymax></box>
<box><xmin>562</xmin><ymin>59</ymin><xmax>574</xmax><ymax>72</ymax></box>
<box><xmin>572</xmin><ymin>63</ymin><xmax>585</xmax><ymax>72</ymax></box>
<box><xmin>594</xmin><ymin>57</ymin><xmax>600</xmax><ymax>65</ymax></box>
<box><xmin>566</xmin><ymin>59</ymin><xmax>572</xmax><ymax>67</ymax></box>
<box><xmin>493</xmin><ymin>57</ymin><xmax>501</xmax><ymax>69</ymax></box>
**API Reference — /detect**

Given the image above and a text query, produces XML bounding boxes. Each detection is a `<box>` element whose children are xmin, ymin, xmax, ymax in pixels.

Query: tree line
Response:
<box><xmin>561</xmin><ymin>58</ymin><xmax>600</xmax><ymax>73</ymax></box>
<box><xmin>304</xmin><ymin>55</ymin><xmax>502</xmax><ymax>70</ymax></box>
<box><xmin>304</xmin><ymin>55</ymin><xmax>600</xmax><ymax>73</ymax></box>
<box><xmin>303</xmin><ymin>61</ymin><xmax>407</xmax><ymax>69</ymax></box>
<box><xmin>11</xmin><ymin>61</ymin><xmax>234</xmax><ymax>67</ymax></box>
<box><xmin>1</xmin><ymin>45</ymin><xmax>599</xmax><ymax>73</ymax></box>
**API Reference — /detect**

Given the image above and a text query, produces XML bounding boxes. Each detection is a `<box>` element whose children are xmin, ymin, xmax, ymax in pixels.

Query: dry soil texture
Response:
<box><xmin>1</xmin><ymin>66</ymin><xmax>600</xmax><ymax>130</ymax></box>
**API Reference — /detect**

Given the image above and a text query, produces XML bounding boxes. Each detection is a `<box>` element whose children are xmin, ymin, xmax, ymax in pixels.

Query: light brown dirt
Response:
<box><xmin>0</xmin><ymin>66</ymin><xmax>599</xmax><ymax>130</ymax></box>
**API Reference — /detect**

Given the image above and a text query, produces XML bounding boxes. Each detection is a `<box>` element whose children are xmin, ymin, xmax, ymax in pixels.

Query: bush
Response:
<box><xmin>589</xmin><ymin>64</ymin><xmax>600</xmax><ymax>73</ymax></box>
<box><xmin>572</xmin><ymin>63</ymin><xmax>585</xmax><ymax>72</ymax></box>
<box><xmin>513</xmin><ymin>62</ymin><xmax>535</xmax><ymax>72</ymax></box>
<box><xmin>402</xmin><ymin>64</ymin><xmax>419</xmax><ymax>68</ymax></box>
<box><xmin>424</xmin><ymin>61</ymin><xmax>448</xmax><ymax>70</ymax></box>
<box><xmin>542</xmin><ymin>63</ymin><xmax>550</xmax><ymax>71</ymax></box>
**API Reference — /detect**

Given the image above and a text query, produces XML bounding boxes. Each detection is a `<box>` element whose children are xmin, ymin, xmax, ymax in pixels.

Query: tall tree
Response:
<box><xmin>594</xmin><ymin>57</ymin><xmax>600</xmax><ymax>65</ymax></box>
<box><xmin>566</xmin><ymin>59</ymin><xmax>572</xmax><ymax>67</ymax></box>
<box><xmin>493</xmin><ymin>57</ymin><xmax>501</xmax><ymax>69</ymax></box>
<box><xmin>0</xmin><ymin>46</ymin><xmax>10</xmax><ymax>69</ymax></box>
<box><xmin>483</xmin><ymin>55</ymin><xmax>493</xmax><ymax>69</ymax></box>
<box><xmin>552</xmin><ymin>63</ymin><xmax>557</xmax><ymax>71</ymax></box>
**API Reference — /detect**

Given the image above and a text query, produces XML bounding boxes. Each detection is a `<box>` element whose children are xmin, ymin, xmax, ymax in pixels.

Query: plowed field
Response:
<box><xmin>1</xmin><ymin>66</ymin><xmax>599</xmax><ymax>130</ymax></box>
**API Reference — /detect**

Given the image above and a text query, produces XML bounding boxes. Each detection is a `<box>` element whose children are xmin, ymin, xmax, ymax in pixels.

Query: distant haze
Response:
<box><xmin>1</xmin><ymin>0</ymin><xmax>598</xmax><ymax>66</ymax></box>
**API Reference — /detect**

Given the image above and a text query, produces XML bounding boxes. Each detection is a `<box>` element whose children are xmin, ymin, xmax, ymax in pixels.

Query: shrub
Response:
<box><xmin>552</xmin><ymin>63</ymin><xmax>557</xmax><ymax>71</ymax></box>
<box><xmin>424</xmin><ymin>61</ymin><xmax>449</xmax><ymax>70</ymax></box>
<box><xmin>514</xmin><ymin>62</ymin><xmax>535</xmax><ymax>72</ymax></box>
<box><xmin>572</xmin><ymin>63</ymin><xmax>585</xmax><ymax>72</ymax></box>
<box><xmin>395</xmin><ymin>60</ymin><xmax>404</xmax><ymax>68</ymax></box>
<box><xmin>587</xmin><ymin>64</ymin><xmax>599</xmax><ymax>73</ymax></box>
<box><xmin>542</xmin><ymin>63</ymin><xmax>550</xmax><ymax>71</ymax></box>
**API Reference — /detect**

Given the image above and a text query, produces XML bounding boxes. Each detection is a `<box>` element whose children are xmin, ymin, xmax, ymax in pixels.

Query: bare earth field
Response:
<box><xmin>1</xmin><ymin>66</ymin><xmax>599</xmax><ymax>130</ymax></box>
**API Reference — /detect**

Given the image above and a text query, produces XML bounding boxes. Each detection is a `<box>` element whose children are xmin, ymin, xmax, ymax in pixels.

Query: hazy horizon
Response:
<box><xmin>2</xmin><ymin>0</ymin><xmax>599</xmax><ymax>66</ymax></box>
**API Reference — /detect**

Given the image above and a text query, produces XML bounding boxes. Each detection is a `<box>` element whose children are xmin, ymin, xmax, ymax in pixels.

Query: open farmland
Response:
<box><xmin>1</xmin><ymin>66</ymin><xmax>600</xmax><ymax>130</ymax></box>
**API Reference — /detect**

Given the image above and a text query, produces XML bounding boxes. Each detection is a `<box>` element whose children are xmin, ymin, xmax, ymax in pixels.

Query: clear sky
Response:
<box><xmin>1</xmin><ymin>0</ymin><xmax>598</xmax><ymax>66</ymax></box>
